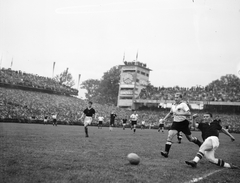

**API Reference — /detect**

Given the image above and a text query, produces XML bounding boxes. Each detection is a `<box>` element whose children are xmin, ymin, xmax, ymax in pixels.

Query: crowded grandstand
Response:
<box><xmin>0</xmin><ymin>68</ymin><xmax>240</xmax><ymax>132</ymax></box>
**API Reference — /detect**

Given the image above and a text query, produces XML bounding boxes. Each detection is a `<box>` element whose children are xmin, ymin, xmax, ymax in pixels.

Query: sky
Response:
<box><xmin>1</xmin><ymin>0</ymin><xmax>240</xmax><ymax>98</ymax></box>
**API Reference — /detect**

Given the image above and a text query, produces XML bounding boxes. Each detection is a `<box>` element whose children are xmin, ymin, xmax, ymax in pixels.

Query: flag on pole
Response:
<box><xmin>136</xmin><ymin>51</ymin><xmax>138</xmax><ymax>61</ymax></box>
<box><xmin>10</xmin><ymin>57</ymin><xmax>13</xmax><ymax>69</ymax></box>
<box><xmin>52</xmin><ymin>62</ymin><xmax>55</xmax><ymax>78</ymax></box>
<box><xmin>78</xmin><ymin>74</ymin><xmax>81</xmax><ymax>89</ymax></box>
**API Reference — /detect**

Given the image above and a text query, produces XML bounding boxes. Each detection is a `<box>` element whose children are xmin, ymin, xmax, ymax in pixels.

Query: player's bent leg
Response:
<box><xmin>133</xmin><ymin>124</ymin><xmax>136</xmax><ymax>133</ymax></box>
<box><xmin>186</xmin><ymin>134</ymin><xmax>202</xmax><ymax>147</ymax></box>
<box><xmin>177</xmin><ymin>132</ymin><xmax>182</xmax><ymax>143</ymax></box>
<box><xmin>84</xmin><ymin>125</ymin><xmax>89</xmax><ymax>137</ymax></box>
<box><xmin>161</xmin><ymin>130</ymin><xmax>178</xmax><ymax>158</ymax></box>
<box><xmin>206</xmin><ymin>152</ymin><xmax>233</xmax><ymax>168</ymax></box>
<box><xmin>84</xmin><ymin>120</ymin><xmax>91</xmax><ymax>137</ymax></box>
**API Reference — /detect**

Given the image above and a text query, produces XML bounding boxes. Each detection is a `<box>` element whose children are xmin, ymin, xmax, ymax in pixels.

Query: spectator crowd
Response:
<box><xmin>0</xmin><ymin>68</ymin><xmax>78</xmax><ymax>96</ymax></box>
<box><xmin>138</xmin><ymin>74</ymin><xmax>240</xmax><ymax>102</ymax></box>
<box><xmin>0</xmin><ymin>70</ymin><xmax>239</xmax><ymax>132</ymax></box>
<box><xmin>0</xmin><ymin>87</ymin><xmax>239</xmax><ymax>132</ymax></box>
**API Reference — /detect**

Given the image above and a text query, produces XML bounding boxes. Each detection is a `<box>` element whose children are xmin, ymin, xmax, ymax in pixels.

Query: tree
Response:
<box><xmin>97</xmin><ymin>66</ymin><xmax>121</xmax><ymax>105</ymax></box>
<box><xmin>80</xmin><ymin>66</ymin><xmax>121</xmax><ymax>105</ymax></box>
<box><xmin>54</xmin><ymin>68</ymin><xmax>75</xmax><ymax>87</ymax></box>
<box><xmin>81</xmin><ymin>79</ymin><xmax>100</xmax><ymax>101</ymax></box>
<box><xmin>207</xmin><ymin>74</ymin><xmax>240</xmax><ymax>92</ymax></box>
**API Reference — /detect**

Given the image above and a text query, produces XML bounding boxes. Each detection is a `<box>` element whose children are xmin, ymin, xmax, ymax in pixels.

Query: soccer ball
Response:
<box><xmin>127</xmin><ymin>153</ymin><xmax>140</xmax><ymax>165</ymax></box>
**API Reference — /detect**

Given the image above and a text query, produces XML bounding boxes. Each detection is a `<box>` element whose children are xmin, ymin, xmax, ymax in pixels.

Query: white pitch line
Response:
<box><xmin>185</xmin><ymin>169</ymin><xmax>224</xmax><ymax>183</ymax></box>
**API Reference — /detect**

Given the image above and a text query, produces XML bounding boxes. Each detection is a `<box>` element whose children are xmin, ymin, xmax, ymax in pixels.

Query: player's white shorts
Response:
<box><xmin>84</xmin><ymin>116</ymin><xmax>93</xmax><ymax>126</ymax></box>
<box><xmin>203</xmin><ymin>136</ymin><xmax>219</xmax><ymax>150</ymax></box>
<box><xmin>43</xmin><ymin>119</ymin><xmax>47</xmax><ymax>123</ymax></box>
<box><xmin>201</xmin><ymin>136</ymin><xmax>220</xmax><ymax>163</ymax></box>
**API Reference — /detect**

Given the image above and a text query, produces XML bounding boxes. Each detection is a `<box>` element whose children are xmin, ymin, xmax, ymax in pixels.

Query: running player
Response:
<box><xmin>43</xmin><ymin>115</ymin><xmax>48</xmax><ymax>125</ymax></box>
<box><xmin>141</xmin><ymin>119</ymin><xmax>145</xmax><ymax>130</ymax></box>
<box><xmin>109</xmin><ymin>111</ymin><xmax>117</xmax><ymax>131</ymax></box>
<box><xmin>185</xmin><ymin>113</ymin><xmax>238</xmax><ymax>169</ymax></box>
<box><xmin>122</xmin><ymin>116</ymin><xmax>128</xmax><ymax>130</ymax></box>
<box><xmin>81</xmin><ymin>101</ymin><xmax>95</xmax><ymax>137</ymax></box>
<box><xmin>98</xmin><ymin>115</ymin><xmax>104</xmax><ymax>129</ymax></box>
<box><xmin>161</xmin><ymin>93</ymin><xmax>202</xmax><ymax>158</ymax></box>
<box><xmin>52</xmin><ymin>113</ymin><xmax>58</xmax><ymax>126</ymax></box>
<box><xmin>158</xmin><ymin>119</ymin><xmax>164</xmax><ymax>133</ymax></box>
<box><xmin>130</xmin><ymin>110</ymin><xmax>138</xmax><ymax>133</ymax></box>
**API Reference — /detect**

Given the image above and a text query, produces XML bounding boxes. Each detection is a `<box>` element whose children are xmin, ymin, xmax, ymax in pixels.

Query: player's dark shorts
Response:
<box><xmin>99</xmin><ymin>121</ymin><xmax>103</xmax><ymax>125</ymax></box>
<box><xmin>53</xmin><ymin>119</ymin><xmax>57</xmax><ymax>123</ymax></box>
<box><xmin>159</xmin><ymin>124</ymin><xmax>164</xmax><ymax>128</ymax></box>
<box><xmin>170</xmin><ymin>120</ymin><xmax>191</xmax><ymax>135</ymax></box>
<box><xmin>131</xmin><ymin>121</ymin><xmax>137</xmax><ymax>126</ymax></box>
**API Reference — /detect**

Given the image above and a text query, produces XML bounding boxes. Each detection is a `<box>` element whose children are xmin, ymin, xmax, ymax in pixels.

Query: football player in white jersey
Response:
<box><xmin>98</xmin><ymin>115</ymin><xmax>104</xmax><ymax>129</ymax></box>
<box><xmin>158</xmin><ymin>119</ymin><xmax>164</xmax><ymax>133</ymax></box>
<box><xmin>52</xmin><ymin>113</ymin><xmax>58</xmax><ymax>126</ymax></box>
<box><xmin>130</xmin><ymin>110</ymin><xmax>138</xmax><ymax>133</ymax></box>
<box><xmin>161</xmin><ymin>93</ymin><xmax>202</xmax><ymax>158</ymax></box>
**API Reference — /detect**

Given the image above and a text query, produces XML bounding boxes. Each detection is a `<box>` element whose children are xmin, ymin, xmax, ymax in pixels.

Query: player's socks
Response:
<box><xmin>85</xmin><ymin>127</ymin><xmax>89</xmax><ymax>137</ymax></box>
<box><xmin>215</xmin><ymin>159</ymin><xmax>231</xmax><ymax>168</ymax></box>
<box><xmin>165</xmin><ymin>141</ymin><xmax>172</xmax><ymax>153</ymax></box>
<box><xmin>161</xmin><ymin>141</ymin><xmax>172</xmax><ymax>157</ymax></box>
<box><xmin>193</xmin><ymin>151</ymin><xmax>204</xmax><ymax>163</ymax></box>
<box><xmin>177</xmin><ymin>133</ymin><xmax>182</xmax><ymax>143</ymax></box>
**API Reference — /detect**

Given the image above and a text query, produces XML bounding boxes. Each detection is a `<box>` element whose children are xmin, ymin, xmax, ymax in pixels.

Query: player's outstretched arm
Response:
<box><xmin>162</xmin><ymin>112</ymin><xmax>172</xmax><ymax>121</ymax></box>
<box><xmin>221</xmin><ymin>128</ymin><xmax>235</xmax><ymax>141</ymax></box>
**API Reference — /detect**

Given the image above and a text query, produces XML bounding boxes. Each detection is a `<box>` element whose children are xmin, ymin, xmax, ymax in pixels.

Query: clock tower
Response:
<box><xmin>117</xmin><ymin>61</ymin><xmax>151</xmax><ymax>109</ymax></box>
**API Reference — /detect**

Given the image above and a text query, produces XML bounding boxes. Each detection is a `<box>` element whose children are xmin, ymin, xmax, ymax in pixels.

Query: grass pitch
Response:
<box><xmin>0</xmin><ymin>123</ymin><xmax>240</xmax><ymax>183</ymax></box>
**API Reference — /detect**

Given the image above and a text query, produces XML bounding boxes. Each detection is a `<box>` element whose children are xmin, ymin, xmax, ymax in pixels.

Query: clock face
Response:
<box><xmin>123</xmin><ymin>73</ymin><xmax>133</xmax><ymax>84</ymax></box>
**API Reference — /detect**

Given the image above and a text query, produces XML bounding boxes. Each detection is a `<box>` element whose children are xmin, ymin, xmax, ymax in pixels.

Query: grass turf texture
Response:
<box><xmin>0</xmin><ymin>123</ymin><xmax>239</xmax><ymax>183</ymax></box>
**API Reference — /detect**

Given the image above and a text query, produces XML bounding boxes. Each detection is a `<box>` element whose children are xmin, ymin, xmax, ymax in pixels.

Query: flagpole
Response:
<box><xmin>136</xmin><ymin>50</ymin><xmax>138</xmax><ymax>61</ymax></box>
<box><xmin>78</xmin><ymin>74</ymin><xmax>81</xmax><ymax>89</ymax></box>
<box><xmin>10</xmin><ymin>57</ymin><xmax>13</xmax><ymax>69</ymax></box>
<box><xmin>52</xmin><ymin>62</ymin><xmax>55</xmax><ymax>78</ymax></box>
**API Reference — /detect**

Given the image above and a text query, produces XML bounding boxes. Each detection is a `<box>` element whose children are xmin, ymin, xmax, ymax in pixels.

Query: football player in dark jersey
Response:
<box><xmin>122</xmin><ymin>116</ymin><xmax>128</xmax><ymax>130</ymax></box>
<box><xmin>185</xmin><ymin>113</ymin><xmax>238</xmax><ymax>169</ymax></box>
<box><xmin>81</xmin><ymin>101</ymin><xmax>95</xmax><ymax>137</ymax></box>
<box><xmin>109</xmin><ymin>111</ymin><xmax>117</xmax><ymax>131</ymax></box>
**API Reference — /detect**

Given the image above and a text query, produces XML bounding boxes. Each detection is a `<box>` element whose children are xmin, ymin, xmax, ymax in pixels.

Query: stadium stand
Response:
<box><xmin>0</xmin><ymin>68</ymin><xmax>78</xmax><ymax>96</ymax></box>
<box><xmin>138</xmin><ymin>74</ymin><xmax>240</xmax><ymax>102</ymax></box>
<box><xmin>0</xmin><ymin>70</ymin><xmax>239</xmax><ymax>132</ymax></box>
